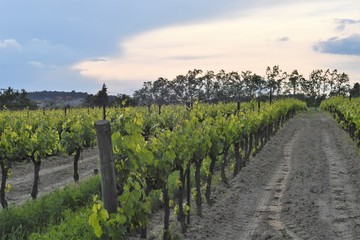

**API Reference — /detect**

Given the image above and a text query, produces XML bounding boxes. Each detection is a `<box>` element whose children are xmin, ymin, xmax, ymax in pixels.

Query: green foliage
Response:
<box><xmin>29</xmin><ymin>121</ymin><xmax>59</xmax><ymax>161</ymax></box>
<box><xmin>60</xmin><ymin>114</ymin><xmax>95</xmax><ymax>155</ymax></box>
<box><xmin>321</xmin><ymin>96</ymin><xmax>360</xmax><ymax>147</ymax></box>
<box><xmin>0</xmin><ymin>87</ymin><xmax>36</xmax><ymax>110</ymax></box>
<box><xmin>29</xmin><ymin>208</ymin><xmax>96</xmax><ymax>240</ymax></box>
<box><xmin>0</xmin><ymin>99</ymin><xmax>307</xmax><ymax>239</ymax></box>
<box><xmin>88</xmin><ymin>196</ymin><xmax>109</xmax><ymax>238</ymax></box>
<box><xmin>88</xmin><ymin>177</ymin><xmax>150</xmax><ymax>240</ymax></box>
<box><xmin>0</xmin><ymin>176</ymin><xmax>100</xmax><ymax>239</ymax></box>
<box><xmin>167</xmin><ymin>171</ymin><xmax>180</xmax><ymax>198</ymax></box>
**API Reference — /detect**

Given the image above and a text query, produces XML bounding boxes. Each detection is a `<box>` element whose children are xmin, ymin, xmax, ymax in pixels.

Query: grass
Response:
<box><xmin>0</xmin><ymin>176</ymin><xmax>100</xmax><ymax>239</ymax></box>
<box><xmin>28</xmin><ymin>207</ymin><xmax>96</xmax><ymax>240</ymax></box>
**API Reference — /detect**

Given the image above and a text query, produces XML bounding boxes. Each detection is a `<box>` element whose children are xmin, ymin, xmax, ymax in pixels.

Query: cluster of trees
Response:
<box><xmin>0</xmin><ymin>87</ymin><xmax>37</xmax><ymax>110</ymax></box>
<box><xmin>82</xmin><ymin>84</ymin><xmax>109</xmax><ymax>108</ymax></box>
<box><xmin>83</xmin><ymin>84</ymin><xmax>136</xmax><ymax>108</ymax></box>
<box><xmin>132</xmin><ymin>66</ymin><xmax>357</xmax><ymax>107</ymax></box>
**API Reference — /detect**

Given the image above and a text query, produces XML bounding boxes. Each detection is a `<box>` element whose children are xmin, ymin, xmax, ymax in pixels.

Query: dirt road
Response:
<box><xmin>6</xmin><ymin>148</ymin><xmax>99</xmax><ymax>206</ymax></box>
<box><xmin>183</xmin><ymin>111</ymin><xmax>360</xmax><ymax>240</ymax></box>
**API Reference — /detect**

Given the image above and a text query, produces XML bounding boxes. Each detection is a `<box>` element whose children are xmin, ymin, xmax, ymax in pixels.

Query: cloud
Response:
<box><xmin>27</xmin><ymin>61</ymin><xmax>45</xmax><ymax>68</ymax></box>
<box><xmin>89</xmin><ymin>58</ymin><xmax>107</xmax><ymax>62</ymax></box>
<box><xmin>73</xmin><ymin>0</ymin><xmax>360</xmax><ymax>88</ymax></box>
<box><xmin>277</xmin><ymin>37</ymin><xmax>290</xmax><ymax>42</ymax></box>
<box><xmin>0</xmin><ymin>39</ymin><xmax>21</xmax><ymax>49</ymax></box>
<box><xmin>30</xmin><ymin>38</ymin><xmax>49</xmax><ymax>45</ymax></box>
<box><xmin>335</xmin><ymin>18</ymin><xmax>360</xmax><ymax>31</ymax></box>
<box><xmin>2</xmin><ymin>0</ymin><xmax>359</xmax><ymax>94</ymax></box>
<box><xmin>313</xmin><ymin>34</ymin><xmax>360</xmax><ymax>56</ymax></box>
<box><xmin>73</xmin><ymin>2</ymin><xmax>331</xmax><ymax>84</ymax></box>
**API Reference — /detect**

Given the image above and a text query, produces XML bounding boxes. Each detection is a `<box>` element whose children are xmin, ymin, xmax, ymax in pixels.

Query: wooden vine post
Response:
<box><xmin>94</xmin><ymin>120</ymin><xmax>118</xmax><ymax>214</ymax></box>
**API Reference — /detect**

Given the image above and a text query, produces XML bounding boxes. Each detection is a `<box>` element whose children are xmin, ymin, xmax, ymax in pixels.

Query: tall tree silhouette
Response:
<box><xmin>94</xmin><ymin>83</ymin><xmax>109</xmax><ymax>107</ymax></box>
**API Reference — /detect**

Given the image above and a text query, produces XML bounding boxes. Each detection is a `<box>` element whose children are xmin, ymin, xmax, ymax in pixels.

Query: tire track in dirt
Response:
<box><xmin>321</xmin><ymin>127</ymin><xmax>360</xmax><ymax>239</ymax></box>
<box><xmin>241</xmin><ymin>129</ymin><xmax>301</xmax><ymax>239</ymax></box>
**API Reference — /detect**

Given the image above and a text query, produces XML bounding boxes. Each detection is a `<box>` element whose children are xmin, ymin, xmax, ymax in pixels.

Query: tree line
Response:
<box><xmin>0</xmin><ymin>87</ymin><xmax>37</xmax><ymax>110</ymax></box>
<box><xmin>82</xmin><ymin>84</ymin><xmax>137</xmax><ymax>108</ymax></box>
<box><xmin>132</xmin><ymin>66</ymin><xmax>359</xmax><ymax>108</ymax></box>
<box><xmin>1</xmin><ymin>65</ymin><xmax>359</xmax><ymax>110</ymax></box>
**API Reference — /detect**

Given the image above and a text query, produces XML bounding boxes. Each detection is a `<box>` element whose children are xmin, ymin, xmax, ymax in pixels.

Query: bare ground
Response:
<box><xmin>181</xmin><ymin>111</ymin><xmax>360</xmax><ymax>240</ymax></box>
<box><xmin>6</xmin><ymin>148</ymin><xmax>99</xmax><ymax>206</ymax></box>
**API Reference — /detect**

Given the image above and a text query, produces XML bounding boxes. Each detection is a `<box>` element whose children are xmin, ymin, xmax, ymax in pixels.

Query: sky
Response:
<box><xmin>0</xmin><ymin>0</ymin><xmax>359</xmax><ymax>95</ymax></box>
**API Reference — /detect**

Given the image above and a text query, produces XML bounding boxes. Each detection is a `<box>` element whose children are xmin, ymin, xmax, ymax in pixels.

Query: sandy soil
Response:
<box><xmin>6</xmin><ymin>148</ymin><xmax>99</xmax><ymax>205</ymax></box>
<box><xmin>181</xmin><ymin>111</ymin><xmax>360</xmax><ymax>240</ymax></box>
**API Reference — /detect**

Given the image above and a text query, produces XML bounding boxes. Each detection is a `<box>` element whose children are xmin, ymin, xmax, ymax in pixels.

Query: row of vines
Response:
<box><xmin>320</xmin><ymin>96</ymin><xmax>360</xmax><ymax>148</ymax></box>
<box><xmin>0</xmin><ymin>99</ymin><xmax>307</xmax><ymax>239</ymax></box>
<box><xmin>89</xmin><ymin>99</ymin><xmax>307</xmax><ymax>239</ymax></box>
<box><xmin>0</xmin><ymin>108</ymin><xmax>100</xmax><ymax>209</ymax></box>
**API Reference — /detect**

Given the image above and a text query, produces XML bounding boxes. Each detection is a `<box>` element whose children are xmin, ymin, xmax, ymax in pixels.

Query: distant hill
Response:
<box><xmin>27</xmin><ymin>90</ymin><xmax>89</xmax><ymax>108</ymax></box>
<box><xmin>27</xmin><ymin>90</ymin><xmax>89</xmax><ymax>101</ymax></box>
<box><xmin>27</xmin><ymin>90</ymin><xmax>117</xmax><ymax>108</ymax></box>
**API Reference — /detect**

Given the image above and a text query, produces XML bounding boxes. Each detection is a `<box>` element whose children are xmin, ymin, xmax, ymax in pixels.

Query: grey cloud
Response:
<box><xmin>27</xmin><ymin>61</ymin><xmax>45</xmax><ymax>68</ymax></box>
<box><xmin>313</xmin><ymin>34</ymin><xmax>360</xmax><ymax>56</ymax></box>
<box><xmin>277</xmin><ymin>37</ymin><xmax>289</xmax><ymax>42</ymax></box>
<box><xmin>335</xmin><ymin>18</ymin><xmax>360</xmax><ymax>31</ymax></box>
<box><xmin>90</xmin><ymin>58</ymin><xmax>107</xmax><ymax>62</ymax></box>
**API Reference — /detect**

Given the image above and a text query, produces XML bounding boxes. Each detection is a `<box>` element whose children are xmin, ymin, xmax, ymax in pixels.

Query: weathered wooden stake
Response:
<box><xmin>94</xmin><ymin>120</ymin><xmax>118</xmax><ymax>214</ymax></box>
<box><xmin>186</xmin><ymin>163</ymin><xmax>191</xmax><ymax>225</ymax></box>
<box><xmin>102</xmin><ymin>105</ymin><xmax>106</xmax><ymax>120</ymax></box>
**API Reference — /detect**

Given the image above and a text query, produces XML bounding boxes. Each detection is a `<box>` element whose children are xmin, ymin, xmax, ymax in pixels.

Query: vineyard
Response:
<box><xmin>1</xmin><ymin>97</ymin><xmax>360</xmax><ymax>239</ymax></box>
<box><xmin>320</xmin><ymin>96</ymin><xmax>360</xmax><ymax>147</ymax></box>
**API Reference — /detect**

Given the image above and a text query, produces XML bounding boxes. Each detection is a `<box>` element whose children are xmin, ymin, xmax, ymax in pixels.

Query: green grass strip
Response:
<box><xmin>0</xmin><ymin>176</ymin><xmax>100</xmax><ymax>239</ymax></box>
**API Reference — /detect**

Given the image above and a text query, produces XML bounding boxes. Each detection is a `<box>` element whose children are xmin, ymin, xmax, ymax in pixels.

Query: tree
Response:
<box><xmin>111</xmin><ymin>94</ymin><xmax>136</xmax><ymax>107</ymax></box>
<box><xmin>350</xmin><ymin>82</ymin><xmax>360</xmax><ymax>98</ymax></box>
<box><xmin>327</xmin><ymin>69</ymin><xmax>337</xmax><ymax>96</ymax></box>
<box><xmin>152</xmin><ymin>77</ymin><xmax>171</xmax><ymax>105</ymax></box>
<box><xmin>326</xmin><ymin>70</ymin><xmax>350</xmax><ymax>96</ymax></box>
<box><xmin>226</xmin><ymin>71</ymin><xmax>242</xmax><ymax>102</ymax></box>
<box><xmin>171</xmin><ymin>75</ymin><xmax>186</xmax><ymax>104</ymax></box>
<box><xmin>133</xmin><ymin>81</ymin><xmax>154</xmax><ymax>107</ymax></box>
<box><xmin>242</xmin><ymin>71</ymin><xmax>253</xmax><ymax>98</ymax></box>
<box><xmin>285</xmin><ymin>70</ymin><xmax>303</xmax><ymax>95</ymax></box>
<box><xmin>250</xmin><ymin>73</ymin><xmax>265</xmax><ymax>99</ymax></box>
<box><xmin>217</xmin><ymin>70</ymin><xmax>233</xmax><ymax>102</ymax></box>
<box><xmin>94</xmin><ymin>83</ymin><xmax>109</xmax><ymax>107</ymax></box>
<box><xmin>308</xmin><ymin>69</ymin><xmax>322</xmax><ymax>97</ymax></box>
<box><xmin>298</xmin><ymin>76</ymin><xmax>307</xmax><ymax>96</ymax></box>
<box><xmin>0</xmin><ymin>87</ymin><xmax>36</xmax><ymax>110</ymax></box>
<box><xmin>82</xmin><ymin>94</ymin><xmax>95</xmax><ymax>107</ymax></box>
<box><xmin>199</xmin><ymin>70</ymin><xmax>216</xmax><ymax>103</ymax></box>
<box><xmin>185</xmin><ymin>69</ymin><xmax>203</xmax><ymax>105</ymax></box>
<box><xmin>214</xmin><ymin>70</ymin><xmax>226</xmax><ymax>101</ymax></box>
<box><xmin>18</xmin><ymin>89</ymin><xmax>31</xmax><ymax>107</ymax></box>
<box><xmin>266</xmin><ymin>65</ymin><xmax>287</xmax><ymax>103</ymax></box>
<box><xmin>334</xmin><ymin>72</ymin><xmax>350</xmax><ymax>96</ymax></box>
